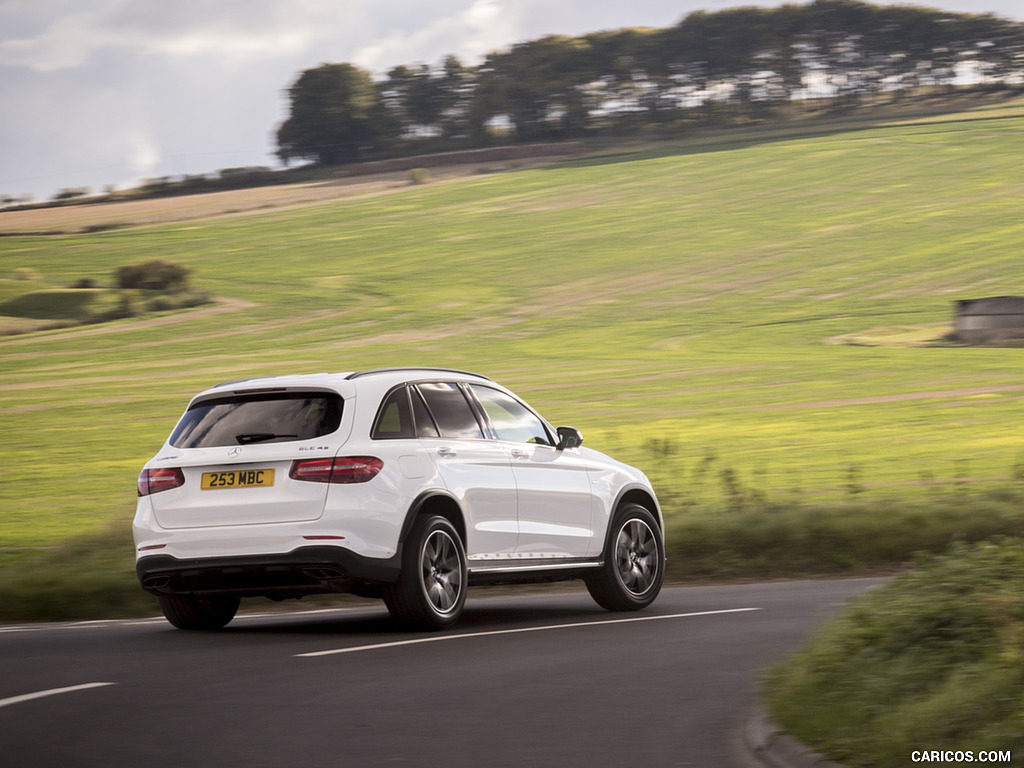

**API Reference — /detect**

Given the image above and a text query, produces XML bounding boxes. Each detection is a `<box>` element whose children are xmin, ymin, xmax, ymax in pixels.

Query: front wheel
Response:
<box><xmin>383</xmin><ymin>515</ymin><xmax>467</xmax><ymax>630</ymax></box>
<box><xmin>586</xmin><ymin>504</ymin><xmax>665</xmax><ymax>611</ymax></box>
<box><xmin>157</xmin><ymin>594</ymin><xmax>240</xmax><ymax>630</ymax></box>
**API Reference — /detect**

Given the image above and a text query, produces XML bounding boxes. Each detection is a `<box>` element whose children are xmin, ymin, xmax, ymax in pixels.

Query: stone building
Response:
<box><xmin>954</xmin><ymin>296</ymin><xmax>1024</xmax><ymax>343</ymax></box>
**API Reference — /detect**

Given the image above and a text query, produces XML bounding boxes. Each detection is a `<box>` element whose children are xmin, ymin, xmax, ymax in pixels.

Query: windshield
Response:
<box><xmin>169</xmin><ymin>391</ymin><xmax>343</xmax><ymax>448</ymax></box>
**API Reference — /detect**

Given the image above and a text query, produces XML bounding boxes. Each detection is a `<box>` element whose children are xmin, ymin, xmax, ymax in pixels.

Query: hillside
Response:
<box><xmin>1</xmin><ymin>94</ymin><xmax>1024</xmax><ymax>557</ymax></box>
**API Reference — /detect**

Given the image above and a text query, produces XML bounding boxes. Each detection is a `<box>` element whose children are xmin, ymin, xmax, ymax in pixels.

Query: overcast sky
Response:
<box><xmin>2</xmin><ymin>0</ymin><xmax>1022</xmax><ymax>202</ymax></box>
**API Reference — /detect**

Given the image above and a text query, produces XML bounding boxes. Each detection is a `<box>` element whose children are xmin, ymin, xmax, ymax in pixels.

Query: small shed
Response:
<box><xmin>954</xmin><ymin>296</ymin><xmax>1024</xmax><ymax>343</ymax></box>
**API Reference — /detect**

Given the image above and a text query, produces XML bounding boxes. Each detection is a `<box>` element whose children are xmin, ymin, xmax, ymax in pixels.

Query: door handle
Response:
<box><xmin>510</xmin><ymin>448</ymin><xmax>530</xmax><ymax>459</ymax></box>
<box><xmin>437</xmin><ymin>447</ymin><xmax>457</xmax><ymax>458</ymax></box>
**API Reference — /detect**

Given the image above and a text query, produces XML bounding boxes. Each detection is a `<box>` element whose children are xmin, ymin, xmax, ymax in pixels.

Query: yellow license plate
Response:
<box><xmin>201</xmin><ymin>468</ymin><xmax>275</xmax><ymax>490</ymax></box>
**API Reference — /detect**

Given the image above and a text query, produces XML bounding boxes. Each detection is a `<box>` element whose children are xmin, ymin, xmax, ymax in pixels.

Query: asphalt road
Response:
<box><xmin>0</xmin><ymin>579</ymin><xmax>882</xmax><ymax>768</ymax></box>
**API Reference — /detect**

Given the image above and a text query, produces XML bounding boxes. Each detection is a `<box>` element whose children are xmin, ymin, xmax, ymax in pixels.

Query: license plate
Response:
<box><xmin>201</xmin><ymin>468</ymin><xmax>275</xmax><ymax>490</ymax></box>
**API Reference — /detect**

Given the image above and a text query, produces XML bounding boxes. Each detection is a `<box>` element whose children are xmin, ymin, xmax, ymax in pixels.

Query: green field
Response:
<box><xmin>2</xmin><ymin>96</ymin><xmax>1024</xmax><ymax>561</ymax></box>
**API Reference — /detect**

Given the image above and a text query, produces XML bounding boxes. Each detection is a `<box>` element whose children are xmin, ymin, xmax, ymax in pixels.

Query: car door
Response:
<box><xmin>467</xmin><ymin>384</ymin><xmax>595</xmax><ymax>558</ymax></box>
<box><xmin>414</xmin><ymin>381</ymin><xmax>520</xmax><ymax>559</ymax></box>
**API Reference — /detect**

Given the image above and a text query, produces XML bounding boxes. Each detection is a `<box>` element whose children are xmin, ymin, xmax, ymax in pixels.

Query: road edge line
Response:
<box><xmin>0</xmin><ymin>682</ymin><xmax>116</xmax><ymax>709</ymax></box>
<box><xmin>297</xmin><ymin>607</ymin><xmax>762</xmax><ymax>658</ymax></box>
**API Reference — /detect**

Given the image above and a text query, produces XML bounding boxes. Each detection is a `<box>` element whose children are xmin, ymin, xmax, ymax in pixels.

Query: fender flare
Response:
<box><xmin>609</xmin><ymin>483</ymin><xmax>662</xmax><ymax>525</ymax></box>
<box><xmin>397</xmin><ymin>489</ymin><xmax>467</xmax><ymax>547</ymax></box>
<box><xmin>598</xmin><ymin>484</ymin><xmax>663</xmax><ymax>559</ymax></box>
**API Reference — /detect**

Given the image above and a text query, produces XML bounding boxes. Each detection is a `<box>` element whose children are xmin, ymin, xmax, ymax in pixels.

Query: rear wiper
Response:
<box><xmin>235</xmin><ymin>433</ymin><xmax>298</xmax><ymax>444</ymax></box>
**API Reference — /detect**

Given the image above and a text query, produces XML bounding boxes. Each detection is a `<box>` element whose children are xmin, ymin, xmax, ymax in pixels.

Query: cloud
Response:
<box><xmin>351</xmin><ymin>0</ymin><xmax>520</xmax><ymax>71</ymax></box>
<box><xmin>126</xmin><ymin>132</ymin><xmax>161</xmax><ymax>180</ymax></box>
<box><xmin>0</xmin><ymin>0</ymin><xmax>347</xmax><ymax>71</ymax></box>
<box><xmin>4</xmin><ymin>0</ymin><xmax>1023</xmax><ymax>74</ymax></box>
<box><xmin>0</xmin><ymin>7</ymin><xmax>107</xmax><ymax>71</ymax></box>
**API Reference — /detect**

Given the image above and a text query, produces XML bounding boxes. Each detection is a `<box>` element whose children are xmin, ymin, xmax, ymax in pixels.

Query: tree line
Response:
<box><xmin>276</xmin><ymin>0</ymin><xmax>1024</xmax><ymax>167</ymax></box>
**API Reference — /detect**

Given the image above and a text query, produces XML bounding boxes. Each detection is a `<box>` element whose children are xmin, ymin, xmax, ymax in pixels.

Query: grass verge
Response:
<box><xmin>0</xmin><ymin>523</ymin><xmax>154</xmax><ymax>621</ymax></box>
<box><xmin>2</xmin><ymin>484</ymin><xmax>1023</xmax><ymax>623</ymax></box>
<box><xmin>764</xmin><ymin>539</ymin><xmax>1024</xmax><ymax>767</ymax></box>
<box><xmin>665</xmin><ymin>487</ymin><xmax>1024</xmax><ymax>580</ymax></box>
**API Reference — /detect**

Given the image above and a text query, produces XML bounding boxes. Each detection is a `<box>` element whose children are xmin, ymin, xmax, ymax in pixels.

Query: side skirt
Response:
<box><xmin>467</xmin><ymin>558</ymin><xmax>602</xmax><ymax>586</ymax></box>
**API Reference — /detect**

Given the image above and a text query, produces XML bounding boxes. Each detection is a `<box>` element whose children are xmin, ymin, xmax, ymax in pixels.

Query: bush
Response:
<box><xmin>765</xmin><ymin>540</ymin><xmax>1024</xmax><ymax>766</ymax></box>
<box><xmin>144</xmin><ymin>290</ymin><xmax>212</xmax><ymax>313</ymax></box>
<box><xmin>117</xmin><ymin>290</ymin><xmax>143</xmax><ymax>318</ymax></box>
<box><xmin>115</xmin><ymin>259</ymin><xmax>192</xmax><ymax>292</ymax></box>
<box><xmin>51</xmin><ymin>187</ymin><xmax>89</xmax><ymax>201</ymax></box>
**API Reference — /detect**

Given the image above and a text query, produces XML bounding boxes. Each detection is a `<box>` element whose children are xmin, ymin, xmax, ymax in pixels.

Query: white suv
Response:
<box><xmin>134</xmin><ymin>368</ymin><xmax>664</xmax><ymax>630</ymax></box>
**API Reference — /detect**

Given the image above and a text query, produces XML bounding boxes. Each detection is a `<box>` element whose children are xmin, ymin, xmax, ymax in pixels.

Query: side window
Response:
<box><xmin>411</xmin><ymin>387</ymin><xmax>440</xmax><ymax>438</ymax></box>
<box><xmin>469</xmin><ymin>385</ymin><xmax>552</xmax><ymax>446</ymax></box>
<box><xmin>372</xmin><ymin>387</ymin><xmax>414</xmax><ymax>439</ymax></box>
<box><xmin>416</xmin><ymin>382</ymin><xmax>484</xmax><ymax>439</ymax></box>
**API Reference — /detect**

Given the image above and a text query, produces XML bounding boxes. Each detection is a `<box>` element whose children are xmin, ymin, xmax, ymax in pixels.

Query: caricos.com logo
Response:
<box><xmin>911</xmin><ymin>750</ymin><xmax>1012</xmax><ymax>763</ymax></box>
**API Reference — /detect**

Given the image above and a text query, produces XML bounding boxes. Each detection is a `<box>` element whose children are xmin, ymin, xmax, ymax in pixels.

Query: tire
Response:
<box><xmin>585</xmin><ymin>504</ymin><xmax>665</xmax><ymax>611</ymax></box>
<box><xmin>383</xmin><ymin>515</ymin><xmax>467</xmax><ymax>631</ymax></box>
<box><xmin>157</xmin><ymin>594</ymin><xmax>240</xmax><ymax>630</ymax></box>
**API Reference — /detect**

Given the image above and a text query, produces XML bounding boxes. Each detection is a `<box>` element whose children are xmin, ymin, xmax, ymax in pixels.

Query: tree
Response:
<box><xmin>475</xmin><ymin>36</ymin><xmax>602</xmax><ymax>141</ymax></box>
<box><xmin>115</xmin><ymin>260</ymin><xmax>191</xmax><ymax>293</ymax></box>
<box><xmin>379</xmin><ymin>56</ymin><xmax>477</xmax><ymax>142</ymax></box>
<box><xmin>382</xmin><ymin>64</ymin><xmax>444</xmax><ymax>138</ymax></box>
<box><xmin>52</xmin><ymin>187</ymin><xmax>89</xmax><ymax>201</ymax></box>
<box><xmin>272</xmin><ymin>2</ymin><xmax>1024</xmax><ymax>158</ymax></box>
<box><xmin>436</xmin><ymin>55</ymin><xmax>476</xmax><ymax>140</ymax></box>
<box><xmin>276</xmin><ymin>63</ymin><xmax>384</xmax><ymax>166</ymax></box>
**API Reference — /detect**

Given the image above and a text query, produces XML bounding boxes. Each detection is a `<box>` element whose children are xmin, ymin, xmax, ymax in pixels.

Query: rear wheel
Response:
<box><xmin>383</xmin><ymin>515</ymin><xmax>467</xmax><ymax>630</ymax></box>
<box><xmin>157</xmin><ymin>594</ymin><xmax>240</xmax><ymax>630</ymax></box>
<box><xmin>586</xmin><ymin>504</ymin><xmax>664</xmax><ymax>611</ymax></box>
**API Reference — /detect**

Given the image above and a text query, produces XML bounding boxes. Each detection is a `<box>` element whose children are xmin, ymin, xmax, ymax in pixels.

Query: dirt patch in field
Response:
<box><xmin>0</xmin><ymin>144</ymin><xmax>581</xmax><ymax>236</ymax></box>
<box><xmin>0</xmin><ymin>296</ymin><xmax>256</xmax><ymax>346</ymax></box>
<box><xmin>758</xmin><ymin>385</ymin><xmax>1024</xmax><ymax>411</ymax></box>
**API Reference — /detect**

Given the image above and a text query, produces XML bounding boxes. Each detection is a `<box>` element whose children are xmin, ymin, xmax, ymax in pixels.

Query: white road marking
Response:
<box><xmin>0</xmin><ymin>682</ymin><xmax>115</xmax><ymax>709</ymax></box>
<box><xmin>0</xmin><ymin>608</ymin><xmax>359</xmax><ymax>634</ymax></box>
<box><xmin>296</xmin><ymin>607</ymin><xmax>762</xmax><ymax>658</ymax></box>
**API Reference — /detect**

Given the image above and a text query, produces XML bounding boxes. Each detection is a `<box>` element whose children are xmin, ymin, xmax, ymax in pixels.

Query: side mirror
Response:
<box><xmin>555</xmin><ymin>426</ymin><xmax>582</xmax><ymax>451</ymax></box>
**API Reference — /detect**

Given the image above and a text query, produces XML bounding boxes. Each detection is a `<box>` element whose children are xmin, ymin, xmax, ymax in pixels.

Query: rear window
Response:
<box><xmin>169</xmin><ymin>391</ymin><xmax>343</xmax><ymax>448</ymax></box>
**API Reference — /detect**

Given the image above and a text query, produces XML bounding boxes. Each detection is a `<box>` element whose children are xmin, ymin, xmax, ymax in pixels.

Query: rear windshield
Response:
<box><xmin>169</xmin><ymin>391</ymin><xmax>343</xmax><ymax>448</ymax></box>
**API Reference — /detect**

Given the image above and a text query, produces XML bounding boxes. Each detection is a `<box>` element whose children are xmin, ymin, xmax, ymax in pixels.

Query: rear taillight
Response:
<box><xmin>290</xmin><ymin>457</ymin><xmax>383</xmax><ymax>484</ymax></box>
<box><xmin>137</xmin><ymin>468</ymin><xmax>185</xmax><ymax>496</ymax></box>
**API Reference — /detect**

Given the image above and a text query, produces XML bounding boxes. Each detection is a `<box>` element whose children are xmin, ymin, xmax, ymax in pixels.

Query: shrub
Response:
<box><xmin>115</xmin><ymin>259</ymin><xmax>192</xmax><ymax>292</ymax></box>
<box><xmin>765</xmin><ymin>540</ymin><xmax>1024</xmax><ymax>766</ymax></box>
<box><xmin>117</xmin><ymin>290</ymin><xmax>143</xmax><ymax>318</ymax></box>
<box><xmin>51</xmin><ymin>187</ymin><xmax>89</xmax><ymax>201</ymax></box>
<box><xmin>144</xmin><ymin>290</ymin><xmax>211</xmax><ymax>313</ymax></box>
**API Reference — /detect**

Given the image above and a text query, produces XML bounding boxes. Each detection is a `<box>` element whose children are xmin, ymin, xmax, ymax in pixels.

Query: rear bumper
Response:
<box><xmin>136</xmin><ymin>545</ymin><xmax>401</xmax><ymax>599</ymax></box>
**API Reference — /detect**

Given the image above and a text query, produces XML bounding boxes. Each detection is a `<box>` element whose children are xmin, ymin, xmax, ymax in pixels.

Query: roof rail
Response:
<box><xmin>345</xmin><ymin>367</ymin><xmax>492</xmax><ymax>381</ymax></box>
